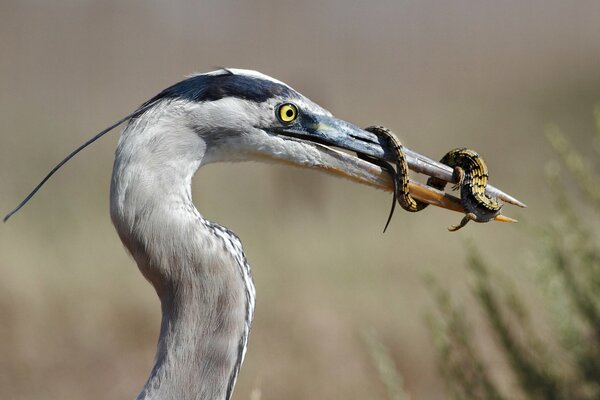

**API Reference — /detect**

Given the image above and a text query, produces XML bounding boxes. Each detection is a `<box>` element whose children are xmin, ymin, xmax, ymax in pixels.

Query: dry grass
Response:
<box><xmin>426</xmin><ymin>110</ymin><xmax>600</xmax><ymax>399</ymax></box>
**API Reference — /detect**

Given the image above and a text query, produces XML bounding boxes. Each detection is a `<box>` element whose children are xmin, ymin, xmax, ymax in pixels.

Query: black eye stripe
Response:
<box><xmin>142</xmin><ymin>73</ymin><xmax>299</xmax><ymax>106</ymax></box>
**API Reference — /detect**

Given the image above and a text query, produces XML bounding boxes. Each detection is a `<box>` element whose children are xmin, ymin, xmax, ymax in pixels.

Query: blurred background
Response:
<box><xmin>2</xmin><ymin>1</ymin><xmax>600</xmax><ymax>399</ymax></box>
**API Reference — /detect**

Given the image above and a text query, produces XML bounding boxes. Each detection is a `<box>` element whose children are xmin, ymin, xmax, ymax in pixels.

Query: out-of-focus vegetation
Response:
<box><xmin>427</xmin><ymin>107</ymin><xmax>600</xmax><ymax>399</ymax></box>
<box><xmin>364</xmin><ymin>330</ymin><xmax>412</xmax><ymax>400</ymax></box>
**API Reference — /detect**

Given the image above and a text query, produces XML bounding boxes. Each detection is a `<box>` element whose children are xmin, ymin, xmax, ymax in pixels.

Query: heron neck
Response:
<box><xmin>110</xmin><ymin>122</ymin><xmax>251</xmax><ymax>400</ymax></box>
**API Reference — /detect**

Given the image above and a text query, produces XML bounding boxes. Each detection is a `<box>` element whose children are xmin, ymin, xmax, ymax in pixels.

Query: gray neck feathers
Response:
<box><xmin>110</xmin><ymin>103</ymin><xmax>253</xmax><ymax>400</ymax></box>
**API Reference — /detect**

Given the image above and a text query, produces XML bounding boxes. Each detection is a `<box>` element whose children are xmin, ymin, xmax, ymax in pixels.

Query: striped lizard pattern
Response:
<box><xmin>360</xmin><ymin>126</ymin><xmax>501</xmax><ymax>232</ymax></box>
<box><xmin>359</xmin><ymin>125</ymin><xmax>434</xmax><ymax>232</ymax></box>
<box><xmin>427</xmin><ymin>148</ymin><xmax>502</xmax><ymax>231</ymax></box>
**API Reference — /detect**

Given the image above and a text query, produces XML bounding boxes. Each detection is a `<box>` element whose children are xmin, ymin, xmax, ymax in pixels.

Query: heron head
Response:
<box><xmin>129</xmin><ymin>68</ymin><xmax>403</xmax><ymax>193</ymax></box>
<box><xmin>8</xmin><ymin>68</ymin><xmax>515</xmax><ymax>223</ymax></box>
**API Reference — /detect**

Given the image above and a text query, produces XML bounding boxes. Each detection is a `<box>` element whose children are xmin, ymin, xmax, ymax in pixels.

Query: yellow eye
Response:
<box><xmin>277</xmin><ymin>103</ymin><xmax>298</xmax><ymax>123</ymax></box>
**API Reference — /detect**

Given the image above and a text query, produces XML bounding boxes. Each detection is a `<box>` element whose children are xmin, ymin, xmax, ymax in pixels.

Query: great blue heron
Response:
<box><xmin>5</xmin><ymin>68</ymin><xmax>523</xmax><ymax>400</ymax></box>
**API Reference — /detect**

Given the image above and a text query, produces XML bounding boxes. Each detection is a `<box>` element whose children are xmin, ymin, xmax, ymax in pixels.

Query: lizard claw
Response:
<box><xmin>450</xmin><ymin>166</ymin><xmax>465</xmax><ymax>191</ymax></box>
<box><xmin>448</xmin><ymin>212</ymin><xmax>477</xmax><ymax>232</ymax></box>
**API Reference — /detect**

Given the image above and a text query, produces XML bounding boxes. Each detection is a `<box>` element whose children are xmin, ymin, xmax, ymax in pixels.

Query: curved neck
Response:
<box><xmin>110</xmin><ymin>114</ymin><xmax>254</xmax><ymax>400</ymax></box>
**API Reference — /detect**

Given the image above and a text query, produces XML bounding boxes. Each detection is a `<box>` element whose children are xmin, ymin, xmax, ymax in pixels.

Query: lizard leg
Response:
<box><xmin>448</xmin><ymin>212</ymin><xmax>477</xmax><ymax>232</ymax></box>
<box><xmin>451</xmin><ymin>166</ymin><xmax>465</xmax><ymax>191</ymax></box>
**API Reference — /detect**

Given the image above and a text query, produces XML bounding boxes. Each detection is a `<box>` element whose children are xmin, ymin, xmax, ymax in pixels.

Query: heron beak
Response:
<box><xmin>271</xmin><ymin>114</ymin><xmax>525</xmax><ymax>220</ymax></box>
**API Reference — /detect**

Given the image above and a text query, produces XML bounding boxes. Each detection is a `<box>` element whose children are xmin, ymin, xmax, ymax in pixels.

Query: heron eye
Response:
<box><xmin>277</xmin><ymin>103</ymin><xmax>298</xmax><ymax>123</ymax></box>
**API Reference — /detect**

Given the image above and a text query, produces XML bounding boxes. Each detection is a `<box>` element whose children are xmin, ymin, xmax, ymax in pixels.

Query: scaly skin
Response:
<box><xmin>365</xmin><ymin>126</ymin><xmax>430</xmax><ymax>212</ymax></box>
<box><xmin>358</xmin><ymin>126</ymin><xmax>439</xmax><ymax>232</ymax></box>
<box><xmin>427</xmin><ymin>148</ymin><xmax>502</xmax><ymax>231</ymax></box>
<box><xmin>358</xmin><ymin>127</ymin><xmax>501</xmax><ymax>232</ymax></box>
